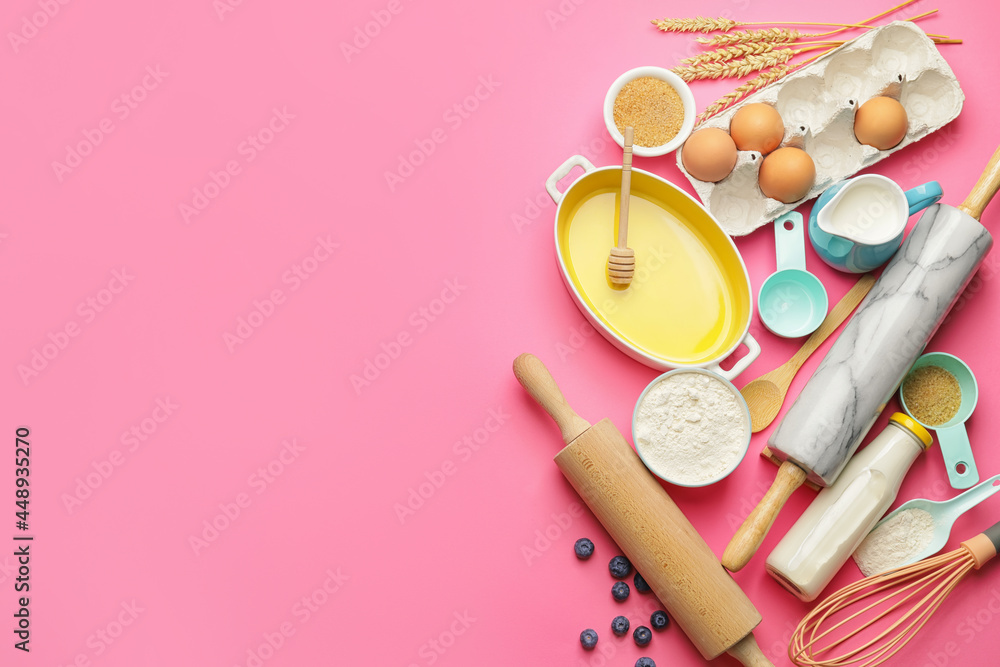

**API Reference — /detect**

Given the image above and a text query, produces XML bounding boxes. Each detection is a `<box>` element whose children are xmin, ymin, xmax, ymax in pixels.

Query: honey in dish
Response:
<box><xmin>564</xmin><ymin>187</ymin><xmax>742</xmax><ymax>364</ymax></box>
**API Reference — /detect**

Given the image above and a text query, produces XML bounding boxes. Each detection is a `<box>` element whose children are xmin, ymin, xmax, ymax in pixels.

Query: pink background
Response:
<box><xmin>3</xmin><ymin>0</ymin><xmax>1000</xmax><ymax>665</ymax></box>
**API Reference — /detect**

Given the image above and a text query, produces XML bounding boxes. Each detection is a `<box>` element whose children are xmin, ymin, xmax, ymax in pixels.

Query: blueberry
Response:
<box><xmin>580</xmin><ymin>629</ymin><xmax>598</xmax><ymax>650</ymax></box>
<box><xmin>611</xmin><ymin>615</ymin><xmax>630</xmax><ymax>636</ymax></box>
<box><xmin>609</xmin><ymin>555</ymin><xmax>632</xmax><ymax>578</ymax></box>
<box><xmin>650</xmin><ymin>610</ymin><xmax>669</xmax><ymax>631</ymax></box>
<box><xmin>611</xmin><ymin>581</ymin><xmax>630</xmax><ymax>602</ymax></box>
<box><xmin>574</xmin><ymin>538</ymin><xmax>595</xmax><ymax>560</ymax></box>
<box><xmin>633</xmin><ymin>626</ymin><xmax>652</xmax><ymax>646</ymax></box>
<box><xmin>633</xmin><ymin>571</ymin><xmax>650</xmax><ymax>593</ymax></box>
<box><xmin>635</xmin><ymin>658</ymin><xmax>656</xmax><ymax>667</ymax></box>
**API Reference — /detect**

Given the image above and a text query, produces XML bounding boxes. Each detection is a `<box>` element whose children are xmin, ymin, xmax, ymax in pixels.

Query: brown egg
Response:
<box><xmin>758</xmin><ymin>147</ymin><xmax>815</xmax><ymax>203</ymax></box>
<box><xmin>681</xmin><ymin>128</ymin><xmax>738</xmax><ymax>182</ymax></box>
<box><xmin>854</xmin><ymin>97</ymin><xmax>908</xmax><ymax>150</ymax></box>
<box><xmin>730</xmin><ymin>103</ymin><xmax>784</xmax><ymax>155</ymax></box>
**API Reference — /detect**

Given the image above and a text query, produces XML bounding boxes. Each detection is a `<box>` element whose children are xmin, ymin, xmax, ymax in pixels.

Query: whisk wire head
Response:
<box><xmin>790</xmin><ymin>549</ymin><xmax>977</xmax><ymax>666</ymax></box>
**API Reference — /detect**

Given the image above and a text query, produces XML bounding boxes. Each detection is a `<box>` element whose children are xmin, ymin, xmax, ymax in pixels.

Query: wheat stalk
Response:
<box><xmin>654</xmin><ymin>1</ymin><xmax>926</xmax><ymax>37</ymax></box>
<box><xmin>673</xmin><ymin>49</ymin><xmax>796</xmax><ymax>81</ymax></box>
<box><xmin>695</xmin><ymin>65</ymin><xmax>792</xmax><ymax>124</ymax></box>
<box><xmin>651</xmin><ymin>17</ymin><xmax>739</xmax><ymax>33</ymax></box>
<box><xmin>697</xmin><ymin>28</ymin><xmax>803</xmax><ymax>46</ymax></box>
<box><xmin>681</xmin><ymin>42</ymin><xmax>781</xmax><ymax>65</ymax></box>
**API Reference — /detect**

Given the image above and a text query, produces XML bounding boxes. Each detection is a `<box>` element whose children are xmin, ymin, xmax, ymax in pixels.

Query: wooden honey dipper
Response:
<box><xmin>607</xmin><ymin>126</ymin><xmax>635</xmax><ymax>287</ymax></box>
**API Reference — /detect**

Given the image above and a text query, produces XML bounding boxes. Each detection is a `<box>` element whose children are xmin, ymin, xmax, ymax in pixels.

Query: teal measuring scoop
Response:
<box><xmin>758</xmin><ymin>212</ymin><xmax>829</xmax><ymax>338</ymax></box>
<box><xmin>856</xmin><ymin>474</ymin><xmax>1000</xmax><ymax>573</ymax></box>
<box><xmin>900</xmin><ymin>352</ymin><xmax>980</xmax><ymax>489</ymax></box>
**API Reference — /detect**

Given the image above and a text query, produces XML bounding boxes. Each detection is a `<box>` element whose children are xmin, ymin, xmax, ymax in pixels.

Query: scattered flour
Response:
<box><xmin>634</xmin><ymin>372</ymin><xmax>748</xmax><ymax>486</ymax></box>
<box><xmin>853</xmin><ymin>507</ymin><xmax>936</xmax><ymax>576</ymax></box>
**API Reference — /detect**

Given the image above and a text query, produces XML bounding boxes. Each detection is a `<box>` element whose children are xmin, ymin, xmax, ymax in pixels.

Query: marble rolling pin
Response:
<box><xmin>723</xmin><ymin>144</ymin><xmax>1000</xmax><ymax>572</ymax></box>
<box><xmin>514</xmin><ymin>354</ymin><xmax>773</xmax><ymax>667</ymax></box>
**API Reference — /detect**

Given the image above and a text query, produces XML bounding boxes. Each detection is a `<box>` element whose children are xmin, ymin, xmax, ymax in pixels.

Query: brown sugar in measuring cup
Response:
<box><xmin>900</xmin><ymin>352</ymin><xmax>980</xmax><ymax>489</ymax></box>
<box><xmin>901</xmin><ymin>365</ymin><xmax>961</xmax><ymax>426</ymax></box>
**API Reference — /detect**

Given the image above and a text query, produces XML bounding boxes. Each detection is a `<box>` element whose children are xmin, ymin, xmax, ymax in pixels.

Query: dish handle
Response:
<box><xmin>706</xmin><ymin>332</ymin><xmax>761</xmax><ymax>382</ymax></box>
<box><xmin>545</xmin><ymin>155</ymin><xmax>596</xmax><ymax>205</ymax></box>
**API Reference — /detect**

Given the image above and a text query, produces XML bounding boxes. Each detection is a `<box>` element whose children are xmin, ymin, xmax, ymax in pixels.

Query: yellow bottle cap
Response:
<box><xmin>890</xmin><ymin>412</ymin><xmax>933</xmax><ymax>449</ymax></box>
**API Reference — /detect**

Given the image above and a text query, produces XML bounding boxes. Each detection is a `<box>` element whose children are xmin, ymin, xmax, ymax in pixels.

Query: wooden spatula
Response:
<box><xmin>741</xmin><ymin>273</ymin><xmax>876</xmax><ymax>432</ymax></box>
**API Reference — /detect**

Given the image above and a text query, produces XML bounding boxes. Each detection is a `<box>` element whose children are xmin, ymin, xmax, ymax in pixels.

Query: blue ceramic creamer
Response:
<box><xmin>808</xmin><ymin>175</ymin><xmax>942</xmax><ymax>273</ymax></box>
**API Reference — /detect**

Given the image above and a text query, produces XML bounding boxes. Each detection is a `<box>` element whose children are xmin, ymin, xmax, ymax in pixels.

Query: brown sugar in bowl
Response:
<box><xmin>604</xmin><ymin>66</ymin><xmax>695</xmax><ymax>158</ymax></box>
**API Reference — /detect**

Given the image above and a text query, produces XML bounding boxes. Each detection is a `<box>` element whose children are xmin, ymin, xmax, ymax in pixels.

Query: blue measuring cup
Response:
<box><xmin>900</xmin><ymin>352</ymin><xmax>980</xmax><ymax>489</ymax></box>
<box><xmin>758</xmin><ymin>212</ymin><xmax>829</xmax><ymax>338</ymax></box>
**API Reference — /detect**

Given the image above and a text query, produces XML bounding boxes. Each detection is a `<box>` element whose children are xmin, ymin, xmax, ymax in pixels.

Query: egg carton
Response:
<box><xmin>676</xmin><ymin>21</ymin><xmax>964</xmax><ymax>236</ymax></box>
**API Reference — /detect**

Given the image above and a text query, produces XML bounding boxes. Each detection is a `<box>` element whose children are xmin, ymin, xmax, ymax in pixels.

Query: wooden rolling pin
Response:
<box><xmin>514</xmin><ymin>354</ymin><xmax>773</xmax><ymax>666</ymax></box>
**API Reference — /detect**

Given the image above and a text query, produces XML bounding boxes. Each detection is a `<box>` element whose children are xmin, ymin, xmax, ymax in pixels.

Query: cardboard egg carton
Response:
<box><xmin>676</xmin><ymin>21</ymin><xmax>964</xmax><ymax>236</ymax></box>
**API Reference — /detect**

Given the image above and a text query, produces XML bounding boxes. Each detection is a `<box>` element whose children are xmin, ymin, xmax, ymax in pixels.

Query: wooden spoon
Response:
<box><xmin>607</xmin><ymin>126</ymin><xmax>635</xmax><ymax>287</ymax></box>
<box><xmin>742</xmin><ymin>273</ymin><xmax>876</xmax><ymax>432</ymax></box>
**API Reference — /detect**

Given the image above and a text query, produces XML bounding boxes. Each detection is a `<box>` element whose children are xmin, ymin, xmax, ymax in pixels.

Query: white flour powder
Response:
<box><xmin>634</xmin><ymin>372</ymin><xmax>748</xmax><ymax>485</ymax></box>
<box><xmin>853</xmin><ymin>507</ymin><xmax>936</xmax><ymax>576</ymax></box>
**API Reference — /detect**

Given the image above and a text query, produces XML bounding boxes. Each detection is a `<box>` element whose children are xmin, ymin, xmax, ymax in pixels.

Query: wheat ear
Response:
<box><xmin>651</xmin><ymin>17</ymin><xmax>739</xmax><ymax>33</ymax></box>
<box><xmin>681</xmin><ymin>42</ymin><xmax>782</xmax><ymax>65</ymax></box>
<box><xmin>697</xmin><ymin>28</ymin><xmax>803</xmax><ymax>46</ymax></box>
<box><xmin>674</xmin><ymin>49</ymin><xmax>796</xmax><ymax>82</ymax></box>
<box><xmin>695</xmin><ymin>65</ymin><xmax>792</xmax><ymax>125</ymax></box>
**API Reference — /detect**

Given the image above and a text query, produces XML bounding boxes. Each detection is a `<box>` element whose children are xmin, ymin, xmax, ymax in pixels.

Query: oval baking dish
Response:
<box><xmin>545</xmin><ymin>155</ymin><xmax>759</xmax><ymax>379</ymax></box>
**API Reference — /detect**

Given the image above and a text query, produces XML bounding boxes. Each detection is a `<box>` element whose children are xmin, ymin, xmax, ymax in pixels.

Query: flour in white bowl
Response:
<box><xmin>634</xmin><ymin>371</ymin><xmax>749</xmax><ymax>486</ymax></box>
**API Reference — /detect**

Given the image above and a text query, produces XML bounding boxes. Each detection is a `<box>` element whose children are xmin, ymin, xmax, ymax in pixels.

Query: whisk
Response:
<box><xmin>789</xmin><ymin>520</ymin><xmax>1000</xmax><ymax>666</ymax></box>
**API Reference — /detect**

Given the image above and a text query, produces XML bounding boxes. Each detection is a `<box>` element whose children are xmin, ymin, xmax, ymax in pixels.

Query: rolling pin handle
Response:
<box><xmin>959</xmin><ymin>143</ymin><xmax>1000</xmax><ymax>220</ymax></box>
<box><xmin>513</xmin><ymin>354</ymin><xmax>591</xmax><ymax>445</ymax></box>
<box><xmin>726</xmin><ymin>633</ymin><xmax>775</xmax><ymax>667</ymax></box>
<box><xmin>722</xmin><ymin>460</ymin><xmax>808</xmax><ymax>572</ymax></box>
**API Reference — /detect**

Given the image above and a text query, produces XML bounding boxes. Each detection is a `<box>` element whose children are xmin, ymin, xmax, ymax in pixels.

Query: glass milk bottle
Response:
<box><xmin>765</xmin><ymin>413</ymin><xmax>932</xmax><ymax>601</ymax></box>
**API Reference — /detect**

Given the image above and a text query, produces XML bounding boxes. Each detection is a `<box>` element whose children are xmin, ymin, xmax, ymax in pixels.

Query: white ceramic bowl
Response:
<box><xmin>604</xmin><ymin>66</ymin><xmax>695</xmax><ymax>158</ymax></box>
<box><xmin>632</xmin><ymin>368</ymin><xmax>751</xmax><ymax>487</ymax></box>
